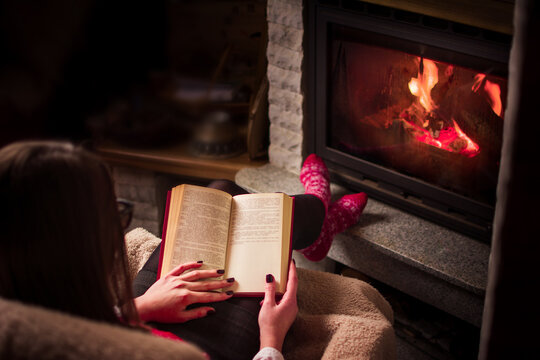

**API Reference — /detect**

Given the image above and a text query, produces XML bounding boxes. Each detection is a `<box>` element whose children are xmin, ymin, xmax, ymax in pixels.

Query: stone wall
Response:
<box><xmin>266</xmin><ymin>0</ymin><xmax>304</xmax><ymax>173</ymax></box>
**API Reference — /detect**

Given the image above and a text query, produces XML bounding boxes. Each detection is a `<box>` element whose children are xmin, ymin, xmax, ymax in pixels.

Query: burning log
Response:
<box><xmin>398</xmin><ymin>105</ymin><xmax>473</xmax><ymax>156</ymax></box>
<box><xmin>399</xmin><ymin>57</ymin><xmax>504</xmax><ymax>158</ymax></box>
<box><xmin>437</xmin><ymin>81</ymin><xmax>504</xmax><ymax>156</ymax></box>
<box><xmin>400</xmin><ymin>102</ymin><xmax>449</xmax><ymax>138</ymax></box>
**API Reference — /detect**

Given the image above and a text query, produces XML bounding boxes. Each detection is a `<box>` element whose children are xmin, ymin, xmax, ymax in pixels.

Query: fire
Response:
<box><xmin>453</xmin><ymin>119</ymin><xmax>480</xmax><ymax>156</ymax></box>
<box><xmin>473</xmin><ymin>74</ymin><xmax>503</xmax><ymax>117</ymax></box>
<box><xmin>408</xmin><ymin>58</ymin><xmax>439</xmax><ymax>113</ymax></box>
<box><xmin>399</xmin><ymin>114</ymin><xmax>480</xmax><ymax>158</ymax></box>
<box><xmin>401</xmin><ymin>57</ymin><xmax>486</xmax><ymax>158</ymax></box>
<box><xmin>471</xmin><ymin>73</ymin><xmax>485</xmax><ymax>92</ymax></box>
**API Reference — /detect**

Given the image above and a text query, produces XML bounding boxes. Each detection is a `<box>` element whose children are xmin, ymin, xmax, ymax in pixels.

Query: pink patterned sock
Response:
<box><xmin>300</xmin><ymin>192</ymin><xmax>368</xmax><ymax>262</ymax></box>
<box><xmin>300</xmin><ymin>154</ymin><xmax>331</xmax><ymax>212</ymax></box>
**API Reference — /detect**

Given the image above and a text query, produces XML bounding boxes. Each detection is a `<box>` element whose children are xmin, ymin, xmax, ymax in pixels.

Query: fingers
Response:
<box><xmin>282</xmin><ymin>260</ymin><xmax>298</xmax><ymax>303</ymax></box>
<box><xmin>185</xmin><ymin>278</ymin><xmax>235</xmax><ymax>292</ymax></box>
<box><xmin>167</xmin><ymin>261</ymin><xmax>203</xmax><ymax>277</ymax></box>
<box><xmin>187</xmin><ymin>290</ymin><xmax>234</xmax><ymax>304</ymax></box>
<box><xmin>179</xmin><ymin>269</ymin><xmax>226</xmax><ymax>282</ymax></box>
<box><xmin>167</xmin><ymin>263</ymin><xmax>235</xmax><ymax>292</ymax></box>
<box><xmin>168</xmin><ymin>263</ymin><xmax>228</xmax><ymax>282</ymax></box>
<box><xmin>262</xmin><ymin>262</ymin><xmax>298</xmax><ymax>308</ymax></box>
<box><xmin>176</xmin><ymin>306</ymin><xmax>216</xmax><ymax>323</ymax></box>
<box><xmin>263</xmin><ymin>273</ymin><xmax>277</xmax><ymax>307</ymax></box>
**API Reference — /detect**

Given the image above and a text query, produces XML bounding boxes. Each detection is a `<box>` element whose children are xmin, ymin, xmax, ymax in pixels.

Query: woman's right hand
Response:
<box><xmin>258</xmin><ymin>260</ymin><xmax>299</xmax><ymax>352</ymax></box>
<box><xmin>134</xmin><ymin>261</ymin><xmax>235</xmax><ymax>323</ymax></box>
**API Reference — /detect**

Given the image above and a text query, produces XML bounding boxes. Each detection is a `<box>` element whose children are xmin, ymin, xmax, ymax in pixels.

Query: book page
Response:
<box><xmin>225</xmin><ymin>193</ymin><xmax>292</xmax><ymax>294</ymax></box>
<box><xmin>161</xmin><ymin>185</ymin><xmax>232</xmax><ymax>276</ymax></box>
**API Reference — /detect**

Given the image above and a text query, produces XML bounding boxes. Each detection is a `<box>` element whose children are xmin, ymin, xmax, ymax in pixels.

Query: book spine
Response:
<box><xmin>289</xmin><ymin>197</ymin><xmax>295</xmax><ymax>263</ymax></box>
<box><xmin>156</xmin><ymin>190</ymin><xmax>172</xmax><ymax>280</ymax></box>
<box><xmin>285</xmin><ymin>196</ymin><xmax>295</xmax><ymax>295</ymax></box>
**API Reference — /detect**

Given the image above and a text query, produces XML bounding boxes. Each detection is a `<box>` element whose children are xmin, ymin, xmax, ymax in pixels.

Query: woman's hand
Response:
<box><xmin>258</xmin><ymin>260</ymin><xmax>298</xmax><ymax>352</ymax></box>
<box><xmin>134</xmin><ymin>261</ymin><xmax>235</xmax><ymax>323</ymax></box>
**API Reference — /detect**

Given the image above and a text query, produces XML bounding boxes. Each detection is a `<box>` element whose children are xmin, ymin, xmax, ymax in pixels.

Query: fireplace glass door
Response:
<box><xmin>330</xmin><ymin>26</ymin><xmax>507</xmax><ymax>206</ymax></box>
<box><xmin>308</xmin><ymin>2</ymin><xmax>511</xmax><ymax>241</ymax></box>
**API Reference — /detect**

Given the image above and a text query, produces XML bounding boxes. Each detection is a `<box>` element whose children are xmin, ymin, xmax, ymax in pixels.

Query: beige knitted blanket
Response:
<box><xmin>125</xmin><ymin>228</ymin><xmax>396</xmax><ymax>360</ymax></box>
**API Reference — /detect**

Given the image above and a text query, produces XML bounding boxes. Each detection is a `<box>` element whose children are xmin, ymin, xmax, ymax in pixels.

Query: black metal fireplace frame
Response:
<box><xmin>305</xmin><ymin>1</ymin><xmax>511</xmax><ymax>242</ymax></box>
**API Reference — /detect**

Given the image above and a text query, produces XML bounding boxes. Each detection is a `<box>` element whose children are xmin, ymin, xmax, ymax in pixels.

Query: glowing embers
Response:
<box><xmin>400</xmin><ymin>57</ymin><xmax>503</xmax><ymax>158</ymax></box>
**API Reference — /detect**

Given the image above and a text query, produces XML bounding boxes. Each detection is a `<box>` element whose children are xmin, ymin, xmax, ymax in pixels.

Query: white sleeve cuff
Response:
<box><xmin>252</xmin><ymin>347</ymin><xmax>284</xmax><ymax>360</ymax></box>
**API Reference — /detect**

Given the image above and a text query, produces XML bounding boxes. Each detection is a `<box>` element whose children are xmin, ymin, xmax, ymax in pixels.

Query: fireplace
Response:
<box><xmin>306</xmin><ymin>1</ymin><xmax>511</xmax><ymax>242</ymax></box>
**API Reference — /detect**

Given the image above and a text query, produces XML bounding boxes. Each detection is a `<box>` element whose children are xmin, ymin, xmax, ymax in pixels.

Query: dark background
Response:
<box><xmin>0</xmin><ymin>0</ymin><xmax>266</xmax><ymax>147</ymax></box>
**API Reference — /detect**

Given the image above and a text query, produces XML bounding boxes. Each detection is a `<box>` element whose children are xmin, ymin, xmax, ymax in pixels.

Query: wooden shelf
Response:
<box><xmin>96</xmin><ymin>142</ymin><xmax>267</xmax><ymax>181</ymax></box>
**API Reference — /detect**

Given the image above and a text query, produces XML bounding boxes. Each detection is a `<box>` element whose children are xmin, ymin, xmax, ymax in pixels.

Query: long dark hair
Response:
<box><xmin>0</xmin><ymin>141</ymin><xmax>139</xmax><ymax>325</ymax></box>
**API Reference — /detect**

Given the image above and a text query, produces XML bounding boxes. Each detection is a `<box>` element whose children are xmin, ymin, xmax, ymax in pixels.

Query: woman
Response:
<box><xmin>0</xmin><ymin>141</ymin><xmax>366</xmax><ymax>359</ymax></box>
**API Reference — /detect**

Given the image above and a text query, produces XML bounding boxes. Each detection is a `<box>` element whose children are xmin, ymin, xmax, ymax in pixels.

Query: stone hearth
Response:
<box><xmin>236</xmin><ymin>164</ymin><xmax>489</xmax><ymax>327</ymax></box>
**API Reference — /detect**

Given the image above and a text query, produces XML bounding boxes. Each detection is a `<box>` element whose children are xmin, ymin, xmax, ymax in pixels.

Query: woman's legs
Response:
<box><xmin>299</xmin><ymin>192</ymin><xmax>368</xmax><ymax>261</ymax></box>
<box><xmin>299</xmin><ymin>154</ymin><xmax>331</xmax><ymax>212</ymax></box>
<box><xmin>295</xmin><ymin>155</ymin><xmax>368</xmax><ymax>261</ymax></box>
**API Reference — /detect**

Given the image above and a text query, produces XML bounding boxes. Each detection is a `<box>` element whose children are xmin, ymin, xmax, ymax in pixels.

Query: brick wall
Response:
<box><xmin>267</xmin><ymin>0</ymin><xmax>304</xmax><ymax>173</ymax></box>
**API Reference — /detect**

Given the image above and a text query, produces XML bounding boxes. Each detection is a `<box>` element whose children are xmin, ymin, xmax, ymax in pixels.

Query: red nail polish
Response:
<box><xmin>217</xmin><ymin>269</ymin><xmax>225</xmax><ymax>274</ymax></box>
<box><xmin>226</xmin><ymin>277</ymin><xmax>235</xmax><ymax>283</ymax></box>
<box><xmin>197</xmin><ymin>260</ymin><xmax>203</xmax><ymax>264</ymax></box>
<box><xmin>266</xmin><ymin>274</ymin><xmax>274</xmax><ymax>283</ymax></box>
<box><xmin>226</xmin><ymin>290</ymin><xmax>234</xmax><ymax>296</ymax></box>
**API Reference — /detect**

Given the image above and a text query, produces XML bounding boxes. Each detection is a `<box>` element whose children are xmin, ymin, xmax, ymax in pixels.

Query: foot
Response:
<box><xmin>300</xmin><ymin>154</ymin><xmax>331</xmax><ymax>212</ymax></box>
<box><xmin>299</xmin><ymin>192</ymin><xmax>368</xmax><ymax>262</ymax></box>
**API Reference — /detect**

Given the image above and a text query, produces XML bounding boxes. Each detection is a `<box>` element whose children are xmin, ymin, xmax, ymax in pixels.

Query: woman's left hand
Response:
<box><xmin>258</xmin><ymin>260</ymin><xmax>299</xmax><ymax>352</ymax></box>
<box><xmin>134</xmin><ymin>261</ymin><xmax>235</xmax><ymax>323</ymax></box>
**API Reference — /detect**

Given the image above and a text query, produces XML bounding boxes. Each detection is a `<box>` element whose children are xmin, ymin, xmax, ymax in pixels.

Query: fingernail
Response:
<box><xmin>207</xmin><ymin>309</ymin><xmax>216</xmax><ymax>315</ymax></box>
<box><xmin>226</xmin><ymin>290</ymin><xmax>234</xmax><ymax>296</ymax></box>
<box><xmin>226</xmin><ymin>277</ymin><xmax>235</xmax><ymax>283</ymax></box>
<box><xmin>197</xmin><ymin>260</ymin><xmax>203</xmax><ymax>264</ymax></box>
<box><xmin>217</xmin><ymin>269</ymin><xmax>225</xmax><ymax>274</ymax></box>
<box><xmin>266</xmin><ymin>274</ymin><xmax>274</xmax><ymax>283</ymax></box>
<box><xmin>292</xmin><ymin>258</ymin><xmax>296</xmax><ymax>265</ymax></box>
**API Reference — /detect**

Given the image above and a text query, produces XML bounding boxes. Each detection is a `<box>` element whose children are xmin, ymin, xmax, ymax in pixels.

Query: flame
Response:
<box><xmin>453</xmin><ymin>119</ymin><xmax>480</xmax><ymax>157</ymax></box>
<box><xmin>403</xmin><ymin>58</ymin><xmax>481</xmax><ymax>157</ymax></box>
<box><xmin>484</xmin><ymin>80</ymin><xmax>503</xmax><ymax>117</ymax></box>
<box><xmin>408</xmin><ymin>58</ymin><xmax>439</xmax><ymax>112</ymax></box>
<box><xmin>472</xmin><ymin>74</ymin><xmax>485</xmax><ymax>92</ymax></box>
<box><xmin>472</xmin><ymin>73</ymin><xmax>503</xmax><ymax>117</ymax></box>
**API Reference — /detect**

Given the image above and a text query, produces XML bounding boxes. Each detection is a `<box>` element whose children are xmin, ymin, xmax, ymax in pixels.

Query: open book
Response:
<box><xmin>158</xmin><ymin>184</ymin><xmax>294</xmax><ymax>295</ymax></box>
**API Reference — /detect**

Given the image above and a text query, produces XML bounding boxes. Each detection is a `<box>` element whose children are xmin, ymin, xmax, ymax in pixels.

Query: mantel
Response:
<box><xmin>95</xmin><ymin>142</ymin><xmax>267</xmax><ymax>181</ymax></box>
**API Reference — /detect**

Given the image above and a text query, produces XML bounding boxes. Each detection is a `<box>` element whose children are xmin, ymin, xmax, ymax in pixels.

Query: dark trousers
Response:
<box><xmin>133</xmin><ymin>181</ymin><xmax>325</xmax><ymax>360</ymax></box>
